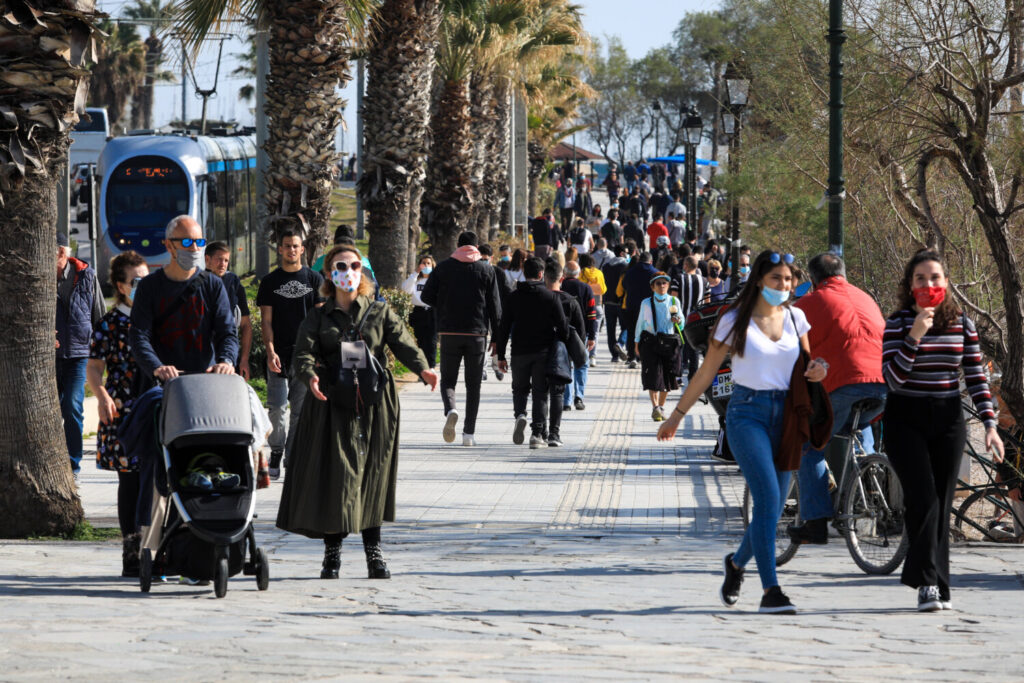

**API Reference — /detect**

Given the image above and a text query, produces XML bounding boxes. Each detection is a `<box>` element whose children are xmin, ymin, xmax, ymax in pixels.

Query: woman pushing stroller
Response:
<box><xmin>276</xmin><ymin>244</ymin><xmax>439</xmax><ymax>579</ymax></box>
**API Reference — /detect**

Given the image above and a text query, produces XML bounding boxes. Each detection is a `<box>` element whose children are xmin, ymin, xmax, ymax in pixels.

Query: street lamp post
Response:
<box><xmin>827</xmin><ymin>0</ymin><xmax>846</xmax><ymax>255</ymax></box>
<box><xmin>652</xmin><ymin>100</ymin><xmax>662</xmax><ymax>156</ymax></box>
<box><xmin>681</xmin><ymin>107</ymin><xmax>703</xmax><ymax>242</ymax></box>
<box><xmin>724</xmin><ymin>62</ymin><xmax>750</xmax><ymax>290</ymax></box>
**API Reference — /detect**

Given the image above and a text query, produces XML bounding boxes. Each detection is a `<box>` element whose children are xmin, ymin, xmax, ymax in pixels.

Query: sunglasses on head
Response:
<box><xmin>170</xmin><ymin>238</ymin><xmax>206</xmax><ymax>248</ymax></box>
<box><xmin>331</xmin><ymin>260</ymin><xmax>362</xmax><ymax>272</ymax></box>
<box><xmin>769</xmin><ymin>252</ymin><xmax>795</xmax><ymax>265</ymax></box>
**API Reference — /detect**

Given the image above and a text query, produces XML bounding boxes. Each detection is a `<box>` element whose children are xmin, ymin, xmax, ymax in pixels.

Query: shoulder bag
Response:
<box><xmin>325</xmin><ymin>301</ymin><xmax>387</xmax><ymax>410</ymax></box>
<box><xmin>638</xmin><ymin>297</ymin><xmax>681</xmax><ymax>359</ymax></box>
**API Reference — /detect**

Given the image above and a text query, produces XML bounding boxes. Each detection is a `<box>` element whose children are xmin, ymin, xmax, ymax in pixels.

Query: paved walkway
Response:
<box><xmin>3</xmin><ymin>356</ymin><xmax>1023</xmax><ymax>680</ymax></box>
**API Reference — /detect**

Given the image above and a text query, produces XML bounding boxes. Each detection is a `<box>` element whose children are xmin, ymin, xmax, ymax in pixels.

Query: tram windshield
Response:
<box><xmin>106</xmin><ymin>155</ymin><xmax>189</xmax><ymax>233</ymax></box>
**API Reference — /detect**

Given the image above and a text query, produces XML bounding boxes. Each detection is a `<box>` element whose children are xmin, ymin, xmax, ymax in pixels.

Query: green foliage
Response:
<box><xmin>30</xmin><ymin>520</ymin><xmax>122</xmax><ymax>542</ymax></box>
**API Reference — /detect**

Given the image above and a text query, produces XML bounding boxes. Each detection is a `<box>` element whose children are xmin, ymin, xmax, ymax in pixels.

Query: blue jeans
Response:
<box><xmin>797</xmin><ymin>382</ymin><xmax>888</xmax><ymax>521</ymax></box>
<box><xmin>727</xmin><ymin>385</ymin><xmax>790</xmax><ymax>590</ymax></box>
<box><xmin>563</xmin><ymin>356</ymin><xmax>589</xmax><ymax>404</ymax></box>
<box><xmin>56</xmin><ymin>357</ymin><xmax>88</xmax><ymax>473</ymax></box>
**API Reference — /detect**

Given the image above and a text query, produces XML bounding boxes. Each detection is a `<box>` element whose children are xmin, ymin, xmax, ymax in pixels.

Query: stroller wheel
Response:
<box><xmin>255</xmin><ymin>548</ymin><xmax>270</xmax><ymax>591</ymax></box>
<box><xmin>214</xmin><ymin>556</ymin><xmax>229</xmax><ymax>598</ymax></box>
<box><xmin>139</xmin><ymin>548</ymin><xmax>153</xmax><ymax>593</ymax></box>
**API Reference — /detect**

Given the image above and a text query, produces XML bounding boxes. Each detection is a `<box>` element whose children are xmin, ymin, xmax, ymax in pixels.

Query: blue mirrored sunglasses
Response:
<box><xmin>171</xmin><ymin>238</ymin><xmax>207</xmax><ymax>248</ymax></box>
<box><xmin>769</xmin><ymin>252</ymin><xmax>794</xmax><ymax>265</ymax></box>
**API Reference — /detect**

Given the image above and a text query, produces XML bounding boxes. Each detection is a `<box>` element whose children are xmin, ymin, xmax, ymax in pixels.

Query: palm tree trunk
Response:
<box><xmin>142</xmin><ymin>34</ymin><xmax>161</xmax><ymax>130</ymax></box>
<box><xmin>360</xmin><ymin>0</ymin><xmax>441</xmax><ymax>288</ymax></box>
<box><xmin>262</xmin><ymin>0</ymin><xmax>351</xmax><ymax>257</ymax></box>
<box><xmin>0</xmin><ymin>0</ymin><xmax>100</xmax><ymax>536</ymax></box>
<box><xmin>423</xmin><ymin>78</ymin><xmax>474</xmax><ymax>260</ymax></box>
<box><xmin>488</xmin><ymin>83</ymin><xmax>512</xmax><ymax>238</ymax></box>
<box><xmin>408</xmin><ymin>177</ymin><xmax>425</xmax><ymax>272</ymax></box>
<box><xmin>466</xmin><ymin>72</ymin><xmax>494</xmax><ymax>234</ymax></box>
<box><xmin>527</xmin><ymin>139</ymin><xmax>547</xmax><ymax>216</ymax></box>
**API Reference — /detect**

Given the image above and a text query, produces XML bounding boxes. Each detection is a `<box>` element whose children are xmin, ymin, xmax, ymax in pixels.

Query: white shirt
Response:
<box><xmin>401</xmin><ymin>272</ymin><xmax>431</xmax><ymax>308</ymax></box>
<box><xmin>667</xmin><ymin>201</ymin><xmax>686</xmax><ymax>219</ymax></box>
<box><xmin>713</xmin><ymin>306</ymin><xmax>811</xmax><ymax>391</ymax></box>
<box><xmin>571</xmin><ymin>230</ymin><xmax>594</xmax><ymax>254</ymax></box>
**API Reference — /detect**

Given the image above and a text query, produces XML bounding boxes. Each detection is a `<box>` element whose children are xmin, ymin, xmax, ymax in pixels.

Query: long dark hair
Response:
<box><xmin>710</xmin><ymin>249</ymin><xmax>795</xmax><ymax>357</ymax></box>
<box><xmin>895</xmin><ymin>249</ymin><xmax>961</xmax><ymax>329</ymax></box>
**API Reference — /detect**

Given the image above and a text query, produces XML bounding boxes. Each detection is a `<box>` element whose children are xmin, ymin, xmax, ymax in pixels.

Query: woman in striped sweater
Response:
<box><xmin>882</xmin><ymin>249</ymin><xmax>1004</xmax><ymax>612</ymax></box>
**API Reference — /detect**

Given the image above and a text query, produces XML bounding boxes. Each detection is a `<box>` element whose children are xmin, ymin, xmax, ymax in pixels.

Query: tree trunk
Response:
<box><xmin>141</xmin><ymin>34</ymin><xmax>161</xmax><ymax>130</ymax></box>
<box><xmin>0</xmin><ymin>165</ymin><xmax>83</xmax><ymax>537</ymax></box>
<box><xmin>408</xmin><ymin>178</ymin><xmax>425</xmax><ymax>272</ymax></box>
<box><xmin>423</xmin><ymin>78</ymin><xmax>474</xmax><ymax>261</ymax></box>
<box><xmin>527</xmin><ymin>139</ymin><xmax>547</xmax><ymax>216</ymax></box>
<box><xmin>359</xmin><ymin>0</ymin><xmax>440</xmax><ymax>288</ymax></box>
<box><xmin>262</xmin><ymin>0</ymin><xmax>351</xmax><ymax>256</ymax></box>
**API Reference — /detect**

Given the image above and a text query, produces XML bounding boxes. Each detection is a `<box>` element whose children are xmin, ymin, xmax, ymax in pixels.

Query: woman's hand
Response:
<box><xmin>309</xmin><ymin>376</ymin><xmax>327</xmax><ymax>402</ymax></box>
<box><xmin>657</xmin><ymin>412</ymin><xmax>682</xmax><ymax>441</ymax></box>
<box><xmin>909</xmin><ymin>307</ymin><xmax>935</xmax><ymax>342</ymax></box>
<box><xmin>97</xmin><ymin>393</ymin><xmax>118</xmax><ymax>425</ymax></box>
<box><xmin>420</xmin><ymin>368</ymin><xmax>439</xmax><ymax>391</ymax></box>
<box><xmin>985</xmin><ymin>427</ymin><xmax>1005</xmax><ymax>463</ymax></box>
<box><xmin>804</xmin><ymin>358</ymin><xmax>828</xmax><ymax>383</ymax></box>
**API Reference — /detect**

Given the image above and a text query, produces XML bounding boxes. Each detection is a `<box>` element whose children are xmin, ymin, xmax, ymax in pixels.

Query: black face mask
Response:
<box><xmin>710</xmin><ymin>269</ymin><xmax>721</xmax><ymax>278</ymax></box>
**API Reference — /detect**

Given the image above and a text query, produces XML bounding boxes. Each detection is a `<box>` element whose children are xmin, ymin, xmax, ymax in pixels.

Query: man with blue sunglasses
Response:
<box><xmin>130</xmin><ymin>215</ymin><xmax>238</xmax><ymax>385</ymax></box>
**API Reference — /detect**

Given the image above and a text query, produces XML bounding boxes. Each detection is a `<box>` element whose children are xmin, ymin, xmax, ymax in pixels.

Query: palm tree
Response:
<box><xmin>358</xmin><ymin>0</ymin><xmax>442</xmax><ymax>287</ymax></box>
<box><xmin>0</xmin><ymin>0</ymin><xmax>103</xmax><ymax>537</ymax></box>
<box><xmin>422</xmin><ymin>0</ymin><xmax>528</xmax><ymax>260</ymax></box>
<box><xmin>123</xmin><ymin>0</ymin><xmax>175</xmax><ymax>130</ymax></box>
<box><xmin>88</xmin><ymin>19</ymin><xmax>147</xmax><ymax>131</ymax></box>
<box><xmin>175</xmin><ymin>0</ymin><xmax>364</xmax><ymax>261</ymax></box>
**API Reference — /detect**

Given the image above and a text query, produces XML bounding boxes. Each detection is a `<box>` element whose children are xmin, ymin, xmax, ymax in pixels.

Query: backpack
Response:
<box><xmin>570</xmin><ymin>226</ymin><xmax>588</xmax><ymax>246</ymax></box>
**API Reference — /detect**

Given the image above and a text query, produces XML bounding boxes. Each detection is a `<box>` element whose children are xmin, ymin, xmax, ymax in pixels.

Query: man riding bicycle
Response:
<box><xmin>788</xmin><ymin>253</ymin><xmax>888</xmax><ymax>544</ymax></box>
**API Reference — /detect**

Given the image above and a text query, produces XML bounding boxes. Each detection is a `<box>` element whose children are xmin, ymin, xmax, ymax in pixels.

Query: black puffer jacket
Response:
<box><xmin>420</xmin><ymin>247</ymin><xmax>501</xmax><ymax>336</ymax></box>
<box><xmin>493</xmin><ymin>280</ymin><xmax>568</xmax><ymax>359</ymax></box>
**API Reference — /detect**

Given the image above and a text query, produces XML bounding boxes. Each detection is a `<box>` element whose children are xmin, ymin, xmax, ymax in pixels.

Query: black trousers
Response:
<box><xmin>511</xmin><ymin>351</ymin><xmax>549</xmax><ymax>434</ymax></box>
<box><xmin>622</xmin><ymin>306</ymin><xmax>640</xmax><ymax>361</ymax></box>
<box><xmin>559</xmin><ymin>207</ymin><xmax>574</xmax><ymax>235</ymax></box>
<box><xmin>882</xmin><ymin>393</ymin><xmax>966</xmax><ymax>594</ymax></box>
<box><xmin>548</xmin><ymin>382</ymin><xmax>566</xmax><ymax>436</ymax></box>
<box><xmin>117</xmin><ymin>470</ymin><xmax>141</xmax><ymax>537</ymax></box>
<box><xmin>440</xmin><ymin>334</ymin><xmax>486</xmax><ymax>435</ymax></box>
<box><xmin>682</xmin><ymin>340</ymin><xmax>699</xmax><ymax>379</ymax></box>
<box><xmin>605</xmin><ymin>302</ymin><xmax>624</xmax><ymax>358</ymax></box>
<box><xmin>409</xmin><ymin>306</ymin><xmax>437</xmax><ymax>368</ymax></box>
<box><xmin>324</xmin><ymin>526</ymin><xmax>381</xmax><ymax>547</ymax></box>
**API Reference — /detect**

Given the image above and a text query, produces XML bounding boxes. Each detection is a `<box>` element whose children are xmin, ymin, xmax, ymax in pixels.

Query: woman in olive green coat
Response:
<box><xmin>277</xmin><ymin>244</ymin><xmax>438</xmax><ymax>579</ymax></box>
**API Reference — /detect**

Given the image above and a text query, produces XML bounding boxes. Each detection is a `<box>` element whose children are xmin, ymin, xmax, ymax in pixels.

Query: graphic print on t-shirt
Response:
<box><xmin>274</xmin><ymin>280</ymin><xmax>314</xmax><ymax>299</ymax></box>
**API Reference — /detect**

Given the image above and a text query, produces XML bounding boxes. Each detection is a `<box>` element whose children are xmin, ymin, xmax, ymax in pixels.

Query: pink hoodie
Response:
<box><xmin>452</xmin><ymin>245</ymin><xmax>481</xmax><ymax>263</ymax></box>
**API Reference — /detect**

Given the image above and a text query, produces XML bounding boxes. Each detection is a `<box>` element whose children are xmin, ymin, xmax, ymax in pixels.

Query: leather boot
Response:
<box><xmin>786</xmin><ymin>518</ymin><xmax>829</xmax><ymax>545</ymax></box>
<box><xmin>121</xmin><ymin>533</ymin><xmax>140</xmax><ymax>578</ymax></box>
<box><xmin>365</xmin><ymin>545</ymin><xmax>391</xmax><ymax>579</ymax></box>
<box><xmin>320</xmin><ymin>540</ymin><xmax>341</xmax><ymax>579</ymax></box>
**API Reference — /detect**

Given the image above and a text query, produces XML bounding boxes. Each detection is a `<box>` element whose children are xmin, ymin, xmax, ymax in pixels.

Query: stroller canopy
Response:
<box><xmin>161</xmin><ymin>374</ymin><xmax>254</xmax><ymax>447</ymax></box>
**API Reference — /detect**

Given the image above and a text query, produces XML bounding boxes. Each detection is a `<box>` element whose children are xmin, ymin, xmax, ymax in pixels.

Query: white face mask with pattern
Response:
<box><xmin>332</xmin><ymin>267</ymin><xmax>361</xmax><ymax>293</ymax></box>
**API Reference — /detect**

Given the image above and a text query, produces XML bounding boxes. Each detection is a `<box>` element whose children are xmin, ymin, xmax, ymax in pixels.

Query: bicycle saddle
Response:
<box><xmin>850</xmin><ymin>397</ymin><xmax>885</xmax><ymax>414</ymax></box>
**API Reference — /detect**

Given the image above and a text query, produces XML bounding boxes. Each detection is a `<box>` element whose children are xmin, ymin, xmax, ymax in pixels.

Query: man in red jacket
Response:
<box><xmin>789</xmin><ymin>253</ymin><xmax>888</xmax><ymax>544</ymax></box>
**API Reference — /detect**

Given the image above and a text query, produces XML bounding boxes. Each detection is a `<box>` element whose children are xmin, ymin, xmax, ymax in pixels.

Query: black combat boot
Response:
<box><xmin>365</xmin><ymin>545</ymin><xmax>391</xmax><ymax>579</ymax></box>
<box><xmin>121</xmin><ymin>533</ymin><xmax>140</xmax><ymax>578</ymax></box>
<box><xmin>321</xmin><ymin>539</ymin><xmax>342</xmax><ymax>579</ymax></box>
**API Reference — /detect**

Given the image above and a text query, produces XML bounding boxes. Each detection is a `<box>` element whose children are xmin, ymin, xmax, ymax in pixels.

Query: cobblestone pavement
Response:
<box><xmin>2</xmin><ymin>358</ymin><xmax>1023</xmax><ymax>681</ymax></box>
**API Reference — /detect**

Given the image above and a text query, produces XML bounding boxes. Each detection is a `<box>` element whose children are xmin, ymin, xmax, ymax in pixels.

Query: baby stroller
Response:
<box><xmin>139</xmin><ymin>374</ymin><xmax>269</xmax><ymax>598</ymax></box>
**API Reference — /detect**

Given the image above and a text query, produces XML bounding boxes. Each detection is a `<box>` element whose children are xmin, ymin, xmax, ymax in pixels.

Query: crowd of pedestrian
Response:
<box><xmin>60</xmin><ymin>167</ymin><xmax>1007</xmax><ymax>613</ymax></box>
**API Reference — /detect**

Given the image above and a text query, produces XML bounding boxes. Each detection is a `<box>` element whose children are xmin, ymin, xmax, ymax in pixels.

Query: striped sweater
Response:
<box><xmin>881</xmin><ymin>309</ymin><xmax>996</xmax><ymax>428</ymax></box>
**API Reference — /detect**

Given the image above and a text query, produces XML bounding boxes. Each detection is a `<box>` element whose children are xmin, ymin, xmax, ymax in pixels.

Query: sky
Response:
<box><xmin>96</xmin><ymin>0</ymin><xmax>717</xmax><ymax>152</ymax></box>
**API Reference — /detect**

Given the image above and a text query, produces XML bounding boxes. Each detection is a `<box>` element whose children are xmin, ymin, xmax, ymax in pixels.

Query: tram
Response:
<box><xmin>95</xmin><ymin>132</ymin><xmax>261</xmax><ymax>287</ymax></box>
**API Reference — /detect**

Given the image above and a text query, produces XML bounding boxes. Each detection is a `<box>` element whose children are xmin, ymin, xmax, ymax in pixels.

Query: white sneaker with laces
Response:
<box><xmin>443</xmin><ymin>410</ymin><xmax>459</xmax><ymax>443</ymax></box>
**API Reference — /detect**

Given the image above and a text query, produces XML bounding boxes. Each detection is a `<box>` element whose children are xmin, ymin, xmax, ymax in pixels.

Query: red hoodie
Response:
<box><xmin>794</xmin><ymin>276</ymin><xmax>886</xmax><ymax>393</ymax></box>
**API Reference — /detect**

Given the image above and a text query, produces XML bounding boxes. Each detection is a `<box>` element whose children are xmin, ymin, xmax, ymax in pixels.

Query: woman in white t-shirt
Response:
<box><xmin>657</xmin><ymin>250</ymin><xmax>827</xmax><ymax>615</ymax></box>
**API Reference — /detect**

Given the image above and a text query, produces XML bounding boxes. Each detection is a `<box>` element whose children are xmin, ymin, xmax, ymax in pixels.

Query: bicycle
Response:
<box><xmin>742</xmin><ymin>397</ymin><xmax>909</xmax><ymax>574</ymax></box>
<box><xmin>950</xmin><ymin>401</ymin><xmax>1024</xmax><ymax>543</ymax></box>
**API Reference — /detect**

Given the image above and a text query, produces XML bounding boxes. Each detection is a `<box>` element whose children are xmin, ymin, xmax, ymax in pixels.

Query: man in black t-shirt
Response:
<box><xmin>256</xmin><ymin>230</ymin><xmax>323</xmax><ymax>479</ymax></box>
<box><xmin>205</xmin><ymin>240</ymin><xmax>252</xmax><ymax>378</ymax></box>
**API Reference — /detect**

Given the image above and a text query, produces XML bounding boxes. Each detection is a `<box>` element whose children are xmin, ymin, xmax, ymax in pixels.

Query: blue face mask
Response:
<box><xmin>128</xmin><ymin>284</ymin><xmax>137</xmax><ymax>302</ymax></box>
<box><xmin>761</xmin><ymin>286</ymin><xmax>790</xmax><ymax>307</ymax></box>
<box><xmin>739</xmin><ymin>265</ymin><xmax>751</xmax><ymax>276</ymax></box>
<box><xmin>654</xmin><ymin>293</ymin><xmax>669</xmax><ymax>302</ymax></box>
<box><xmin>421</xmin><ymin>266</ymin><xmax>433</xmax><ymax>276</ymax></box>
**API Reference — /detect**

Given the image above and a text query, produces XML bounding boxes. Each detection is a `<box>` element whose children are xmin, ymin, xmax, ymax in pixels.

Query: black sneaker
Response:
<box><xmin>917</xmin><ymin>585</ymin><xmax>942</xmax><ymax>612</ymax></box>
<box><xmin>759</xmin><ymin>586</ymin><xmax>797</xmax><ymax>614</ymax></box>
<box><xmin>786</xmin><ymin>518</ymin><xmax>828</xmax><ymax>545</ymax></box>
<box><xmin>574</xmin><ymin>397</ymin><xmax>585</xmax><ymax>411</ymax></box>
<box><xmin>513</xmin><ymin>415</ymin><xmax>528</xmax><ymax>445</ymax></box>
<box><xmin>614</xmin><ymin>344</ymin><xmax>628</xmax><ymax>361</ymax></box>
<box><xmin>268</xmin><ymin>450</ymin><xmax>283</xmax><ymax>480</ymax></box>
<box><xmin>547</xmin><ymin>432</ymin><xmax>563</xmax><ymax>447</ymax></box>
<box><xmin>719</xmin><ymin>553</ymin><xmax>744</xmax><ymax>607</ymax></box>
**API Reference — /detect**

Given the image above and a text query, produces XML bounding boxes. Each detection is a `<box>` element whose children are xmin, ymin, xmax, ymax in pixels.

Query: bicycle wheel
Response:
<box><xmin>741</xmin><ymin>479</ymin><xmax>800</xmax><ymax>566</ymax></box>
<box><xmin>843</xmin><ymin>454</ymin><xmax>909</xmax><ymax>574</ymax></box>
<box><xmin>955</xmin><ymin>487</ymin><xmax>1022</xmax><ymax>542</ymax></box>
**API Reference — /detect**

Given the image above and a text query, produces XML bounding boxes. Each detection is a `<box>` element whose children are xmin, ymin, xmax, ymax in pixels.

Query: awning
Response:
<box><xmin>648</xmin><ymin>155</ymin><xmax>719</xmax><ymax>167</ymax></box>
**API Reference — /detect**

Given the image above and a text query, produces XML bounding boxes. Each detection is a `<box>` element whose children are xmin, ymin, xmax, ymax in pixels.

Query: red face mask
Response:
<box><xmin>912</xmin><ymin>286</ymin><xmax>946</xmax><ymax>308</ymax></box>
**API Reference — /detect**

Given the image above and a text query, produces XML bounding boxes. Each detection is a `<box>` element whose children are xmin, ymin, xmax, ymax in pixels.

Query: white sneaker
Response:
<box><xmin>462</xmin><ymin>433</ymin><xmax>476</xmax><ymax>447</ymax></box>
<box><xmin>590</xmin><ymin>357</ymin><xmax>598</xmax><ymax>367</ymax></box>
<box><xmin>443</xmin><ymin>410</ymin><xmax>459</xmax><ymax>443</ymax></box>
<box><xmin>512</xmin><ymin>415</ymin><xmax>528</xmax><ymax>445</ymax></box>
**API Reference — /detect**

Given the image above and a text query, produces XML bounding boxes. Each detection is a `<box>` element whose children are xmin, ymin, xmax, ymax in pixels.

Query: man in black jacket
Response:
<box><xmin>492</xmin><ymin>257</ymin><xmax>568</xmax><ymax>449</ymax></box>
<box><xmin>601</xmin><ymin>243</ymin><xmax>631</xmax><ymax>363</ymax></box>
<box><xmin>531</xmin><ymin>210</ymin><xmax>556</xmax><ymax>258</ymax></box>
<box><xmin>560</xmin><ymin>261</ymin><xmax>597</xmax><ymax>410</ymax></box>
<box><xmin>420</xmin><ymin>231</ymin><xmax>502</xmax><ymax>446</ymax></box>
<box><xmin>544</xmin><ymin>260</ymin><xmax>585</xmax><ymax>447</ymax></box>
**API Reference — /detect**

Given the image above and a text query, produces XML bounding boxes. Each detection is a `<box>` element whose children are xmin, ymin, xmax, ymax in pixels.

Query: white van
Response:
<box><xmin>69</xmin><ymin>107</ymin><xmax>110</xmax><ymax>169</ymax></box>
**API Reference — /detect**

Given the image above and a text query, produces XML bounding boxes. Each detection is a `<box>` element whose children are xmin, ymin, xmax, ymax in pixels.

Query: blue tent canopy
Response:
<box><xmin>648</xmin><ymin>155</ymin><xmax>719</xmax><ymax>167</ymax></box>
